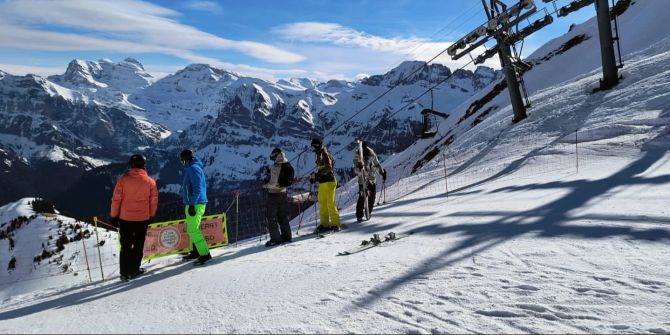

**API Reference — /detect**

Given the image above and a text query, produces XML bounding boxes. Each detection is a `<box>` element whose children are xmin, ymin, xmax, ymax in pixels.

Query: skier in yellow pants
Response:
<box><xmin>309</xmin><ymin>138</ymin><xmax>340</xmax><ymax>233</ymax></box>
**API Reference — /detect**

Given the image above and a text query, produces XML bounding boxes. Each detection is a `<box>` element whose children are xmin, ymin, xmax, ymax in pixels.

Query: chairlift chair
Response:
<box><xmin>419</xmin><ymin>89</ymin><xmax>449</xmax><ymax>139</ymax></box>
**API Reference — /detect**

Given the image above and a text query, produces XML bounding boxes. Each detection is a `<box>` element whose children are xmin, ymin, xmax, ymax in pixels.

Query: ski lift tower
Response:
<box><xmin>447</xmin><ymin>0</ymin><xmax>551</xmax><ymax>123</ymax></box>
<box><xmin>544</xmin><ymin>0</ymin><xmax>624</xmax><ymax>88</ymax></box>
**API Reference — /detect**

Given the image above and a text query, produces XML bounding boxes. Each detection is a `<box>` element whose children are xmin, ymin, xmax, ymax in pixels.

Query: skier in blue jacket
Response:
<box><xmin>180</xmin><ymin>149</ymin><xmax>212</xmax><ymax>265</ymax></box>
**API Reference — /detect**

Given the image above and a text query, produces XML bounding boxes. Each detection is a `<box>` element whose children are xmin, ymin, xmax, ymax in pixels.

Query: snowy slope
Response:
<box><xmin>1</xmin><ymin>1</ymin><xmax>669</xmax><ymax>333</ymax></box>
<box><xmin>389</xmin><ymin>0</ymin><xmax>668</xmax><ymax>183</ymax></box>
<box><xmin>0</xmin><ymin>199</ymin><xmax>118</xmax><ymax>301</ymax></box>
<box><xmin>1</xmin><ymin>52</ymin><xmax>669</xmax><ymax>330</ymax></box>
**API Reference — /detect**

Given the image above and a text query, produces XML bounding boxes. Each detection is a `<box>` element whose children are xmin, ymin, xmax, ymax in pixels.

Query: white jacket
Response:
<box><xmin>353</xmin><ymin>147</ymin><xmax>383</xmax><ymax>184</ymax></box>
<box><xmin>264</xmin><ymin>152</ymin><xmax>289</xmax><ymax>193</ymax></box>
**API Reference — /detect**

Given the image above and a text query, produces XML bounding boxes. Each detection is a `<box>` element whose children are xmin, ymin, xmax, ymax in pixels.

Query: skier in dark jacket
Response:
<box><xmin>179</xmin><ymin>149</ymin><xmax>212</xmax><ymax>265</ymax></box>
<box><xmin>263</xmin><ymin>147</ymin><xmax>294</xmax><ymax>247</ymax></box>
<box><xmin>353</xmin><ymin>141</ymin><xmax>386</xmax><ymax>222</ymax></box>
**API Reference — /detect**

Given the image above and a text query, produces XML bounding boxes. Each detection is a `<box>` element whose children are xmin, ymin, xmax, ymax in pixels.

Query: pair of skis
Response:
<box><xmin>337</xmin><ymin>231</ymin><xmax>413</xmax><ymax>256</ymax></box>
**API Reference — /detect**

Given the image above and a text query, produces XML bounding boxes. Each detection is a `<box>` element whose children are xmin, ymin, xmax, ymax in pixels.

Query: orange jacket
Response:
<box><xmin>110</xmin><ymin>168</ymin><xmax>158</xmax><ymax>222</ymax></box>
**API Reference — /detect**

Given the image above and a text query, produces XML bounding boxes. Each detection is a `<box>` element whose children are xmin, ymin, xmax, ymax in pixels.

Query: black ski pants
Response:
<box><xmin>266</xmin><ymin>192</ymin><xmax>292</xmax><ymax>242</ymax></box>
<box><xmin>356</xmin><ymin>181</ymin><xmax>377</xmax><ymax>220</ymax></box>
<box><xmin>119</xmin><ymin>219</ymin><xmax>149</xmax><ymax>277</ymax></box>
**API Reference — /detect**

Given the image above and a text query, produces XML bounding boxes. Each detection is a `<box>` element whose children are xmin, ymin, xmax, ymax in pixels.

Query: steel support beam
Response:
<box><xmin>595</xmin><ymin>0</ymin><xmax>619</xmax><ymax>88</ymax></box>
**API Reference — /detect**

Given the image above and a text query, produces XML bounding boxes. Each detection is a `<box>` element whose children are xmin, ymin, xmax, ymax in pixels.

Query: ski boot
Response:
<box><xmin>193</xmin><ymin>253</ymin><xmax>212</xmax><ymax>266</ymax></box>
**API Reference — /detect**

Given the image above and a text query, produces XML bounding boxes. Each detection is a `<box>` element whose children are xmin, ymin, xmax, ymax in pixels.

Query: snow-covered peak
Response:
<box><xmin>122</xmin><ymin>57</ymin><xmax>145</xmax><ymax>71</ymax></box>
<box><xmin>288</xmin><ymin>77</ymin><xmax>318</xmax><ymax>90</ymax></box>
<box><xmin>317</xmin><ymin>79</ymin><xmax>357</xmax><ymax>93</ymax></box>
<box><xmin>175</xmin><ymin>63</ymin><xmax>240</xmax><ymax>82</ymax></box>
<box><xmin>0</xmin><ymin>72</ymin><xmax>56</xmax><ymax>95</ymax></box>
<box><xmin>473</xmin><ymin>66</ymin><xmax>497</xmax><ymax>80</ymax></box>
<box><xmin>361</xmin><ymin>60</ymin><xmax>454</xmax><ymax>86</ymax></box>
<box><xmin>0</xmin><ymin>198</ymin><xmax>36</xmax><ymax>224</ymax></box>
<box><xmin>49</xmin><ymin>58</ymin><xmax>154</xmax><ymax>92</ymax></box>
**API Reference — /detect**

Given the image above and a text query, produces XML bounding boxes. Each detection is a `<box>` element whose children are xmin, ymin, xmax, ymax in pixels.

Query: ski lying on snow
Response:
<box><xmin>337</xmin><ymin>231</ymin><xmax>414</xmax><ymax>256</ymax></box>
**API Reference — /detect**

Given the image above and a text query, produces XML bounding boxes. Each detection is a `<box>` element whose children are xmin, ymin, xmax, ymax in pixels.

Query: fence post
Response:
<box><xmin>575</xmin><ymin>129</ymin><xmax>579</xmax><ymax>174</ymax></box>
<box><xmin>80</xmin><ymin>224</ymin><xmax>92</xmax><ymax>282</ymax></box>
<box><xmin>443</xmin><ymin>152</ymin><xmax>449</xmax><ymax>197</ymax></box>
<box><xmin>92</xmin><ymin>217</ymin><xmax>105</xmax><ymax>281</ymax></box>
<box><xmin>235</xmin><ymin>191</ymin><xmax>240</xmax><ymax>247</ymax></box>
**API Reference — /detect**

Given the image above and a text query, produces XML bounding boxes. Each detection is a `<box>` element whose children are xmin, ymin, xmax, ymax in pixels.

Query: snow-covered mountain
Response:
<box><xmin>0</xmin><ymin>69</ymin><xmax>169</xmax><ymax>203</ymax></box>
<box><xmin>0</xmin><ymin>57</ymin><xmax>500</xmax><ymax>211</ymax></box>
<box><xmin>150</xmin><ymin>60</ymin><xmax>502</xmax><ymax>192</ymax></box>
<box><xmin>49</xmin><ymin>58</ymin><xmax>154</xmax><ymax>93</ymax></box>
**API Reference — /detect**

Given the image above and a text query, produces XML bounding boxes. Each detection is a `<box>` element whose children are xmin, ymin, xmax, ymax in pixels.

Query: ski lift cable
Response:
<box><xmin>290</xmin><ymin>42</ymin><xmax>461</xmax><ymax>165</ymax></box>
<box><xmin>317</xmin><ymin>1</ymin><xmax>565</xmax><ymax>151</ymax></box>
<box><xmin>325</xmin><ymin>57</ymin><xmax>477</xmax><ymax>161</ymax></box>
<box><xmin>286</xmin><ymin>3</ymin><xmax>492</xmax><ymax>166</ymax></box>
<box><xmin>383</xmin><ymin>2</ymin><xmax>482</xmax><ymax>73</ymax></box>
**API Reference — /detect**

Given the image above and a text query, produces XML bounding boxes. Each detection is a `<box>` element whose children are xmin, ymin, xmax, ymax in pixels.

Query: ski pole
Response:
<box><xmin>260</xmin><ymin>190</ymin><xmax>265</xmax><ymax>243</ymax></box>
<box><xmin>295</xmin><ymin>191</ymin><xmax>303</xmax><ymax>236</ymax></box>
<box><xmin>378</xmin><ymin>180</ymin><xmax>384</xmax><ymax>205</ymax></box>
<box><xmin>295</xmin><ymin>186</ymin><xmax>310</xmax><ymax>236</ymax></box>
<box><xmin>80</xmin><ymin>224</ymin><xmax>92</xmax><ymax>282</ymax></box>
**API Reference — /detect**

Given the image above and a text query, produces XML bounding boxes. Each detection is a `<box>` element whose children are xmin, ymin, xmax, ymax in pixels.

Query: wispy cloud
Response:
<box><xmin>184</xmin><ymin>1</ymin><xmax>224</xmax><ymax>14</ymax></box>
<box><xmin>0</xmin><ymin>0</ymin><xmax>304</xmax><ymax>64</ymax></box>
<box><xmin>275</xmin><ymin>22</ymin><xmax>423</xmax><ymax>53</ymax></box>
<box><xmin>274</xmin><ymin>22</ymin><xmax>500</xmax><ymax>74</ymax></box>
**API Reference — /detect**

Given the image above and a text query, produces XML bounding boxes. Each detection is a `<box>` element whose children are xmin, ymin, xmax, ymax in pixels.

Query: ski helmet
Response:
<box><xmin>180</xmin><ymin>149</ymin><xmax>195</xmax><ymax>164</ymax></box>
<box><xmin>310</xmin><ymin>138</ymin><xmax>323</xmax><ymax>152</ymax></box>
<box><xmin>270</xmin><ymin>147</ymin><xmax>282</xmax><ymax>161</ymax></box>
<box><xmin>128</xmin><ymin>154</ymin><xmax>146</xmax><ymax>169</ymax></box>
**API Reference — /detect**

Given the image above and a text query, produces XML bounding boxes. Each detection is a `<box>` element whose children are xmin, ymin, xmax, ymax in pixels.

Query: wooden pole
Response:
<box><xmin>93</xmin><ymin>217</ymin><xmax>105</xmax><ymax>281</ymax></box>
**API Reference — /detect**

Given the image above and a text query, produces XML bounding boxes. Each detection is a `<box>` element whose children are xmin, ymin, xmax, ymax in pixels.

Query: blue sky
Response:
<box><xmin>0</xmin><ymin>0</ymin><xmax>594</xmax><ymax>81</ymax></box>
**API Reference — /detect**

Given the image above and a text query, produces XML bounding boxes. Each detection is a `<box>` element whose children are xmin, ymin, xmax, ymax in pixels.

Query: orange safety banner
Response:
<box><xmin>142</xmin><ymin>213</ymin><xmax>228</xmax><ymax>260</ymax></box>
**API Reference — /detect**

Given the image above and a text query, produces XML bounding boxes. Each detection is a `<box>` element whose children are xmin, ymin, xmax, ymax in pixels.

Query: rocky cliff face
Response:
<box><xmin>152</xmin><ymin>60</ymin><xmax>501</xmax><ymax>192</ymax></box>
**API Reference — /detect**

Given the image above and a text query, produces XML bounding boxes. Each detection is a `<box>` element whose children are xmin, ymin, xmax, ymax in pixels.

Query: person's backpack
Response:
<box><xmin>278</xmin><ymin>162</ymin><xmax>295</xmax><ymax>187</ymax></box>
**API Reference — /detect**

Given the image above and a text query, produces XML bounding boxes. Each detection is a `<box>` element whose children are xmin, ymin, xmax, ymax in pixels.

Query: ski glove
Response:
<box><xmin>381</xmin><ymin>169</ymin><xmax>387</xmax><ymax>182</ymax></box>
<box><xmin>187</xmin><ymin>205</ymin><xmax>196</xmax><ymax>216</ymax></box>
<box><xmin>110</xmin><ymin>217</ymin><xmax>119</xmax><ymax>228</ymax></box>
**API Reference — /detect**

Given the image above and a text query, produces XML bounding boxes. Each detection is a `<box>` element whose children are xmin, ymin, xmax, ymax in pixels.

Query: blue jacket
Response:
<box><xmin>181</xmin><ymin>158</ymin><xmax>208</xmax><ymax>205</ymax></box>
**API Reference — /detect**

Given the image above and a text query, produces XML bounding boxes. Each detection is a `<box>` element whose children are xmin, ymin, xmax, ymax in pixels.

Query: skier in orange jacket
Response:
<box><xmin>110</xmin><ymin>154</ymin><xmax>158</xmax><ymax>281</ymax></box>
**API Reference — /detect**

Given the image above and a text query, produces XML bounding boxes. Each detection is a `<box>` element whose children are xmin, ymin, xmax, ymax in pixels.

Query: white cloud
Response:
<box><xmin>184</xmin><ymin>1</ymin><xmax>223</xmax><ymax>14</ymax></box>
<box><xmin>0</xmin><ymin>63</ymin><xmax>65</xmax><ymax>77</ymax></box>
<box><xmin>274</xmin><ymin>22</ymin><xmax>500</xmax><ymax>73</ymax></box>
<box><xmin>275</xmin><ymin>22</ymin><xmax>423</xmax><ymax>53</ymax></box>
<box><xmin>0</xmin><ymin>0</ymin><xmax>304</xmax><ymax>64</ymax></box>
